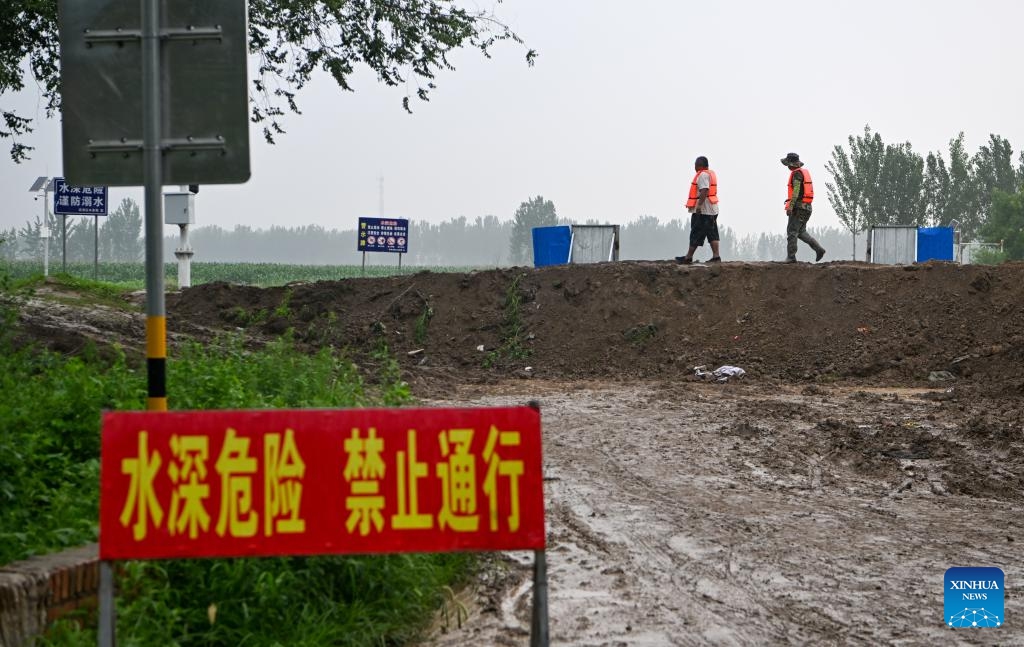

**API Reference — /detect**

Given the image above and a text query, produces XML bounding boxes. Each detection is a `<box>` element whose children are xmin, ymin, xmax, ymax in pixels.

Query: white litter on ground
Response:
<box><xmin>694</xmin><ymin>365</ymin><xmax>746</xmax><ymax>382</ymax></box>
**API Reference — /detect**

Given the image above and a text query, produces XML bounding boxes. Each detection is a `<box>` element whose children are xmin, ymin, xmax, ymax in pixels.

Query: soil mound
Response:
<box><xmin>167</xmin><ymin>260</ymin><xmax>1024</xmax><ymax>394</ymax></box>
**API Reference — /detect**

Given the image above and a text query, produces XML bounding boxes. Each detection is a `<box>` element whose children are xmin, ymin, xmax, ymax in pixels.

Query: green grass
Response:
<box><xmin>13</xmin><ymin>272</ymin><xmax>140</xmax><ymax>310</ymax></box>
<box><xmin>0</xmin><ymin>269</ymin><xmax>473</xmax><ymax>647</ymax></box>
<box><xmin>0</xmin><ymin>345</ymin><xmax>139</xmax><ymax>563</ymax></box>
<box><xmin>0</xmin><ymin>331</ymin><xmax>409</xmax><ymax>562</ymax></box>
<box><xmin>105</xmin><ymin>552</ymin><xmax>474</xmax><ymax>646</ymax></box>
<box><xmin>3</xmin><ymin>260</ymin><xmax>474</xmax><ymax>288</ymax></box>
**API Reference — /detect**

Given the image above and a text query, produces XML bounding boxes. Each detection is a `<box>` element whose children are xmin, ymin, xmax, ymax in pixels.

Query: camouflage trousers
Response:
<box><xmin>786</xmin><ymin>207</ymin><xmax>824</xmax><ymax>260</ymax></box>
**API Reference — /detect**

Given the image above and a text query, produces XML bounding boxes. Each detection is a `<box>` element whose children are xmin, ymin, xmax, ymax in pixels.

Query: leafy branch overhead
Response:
<box><xmin>0</xmin><ymin>0</ymin><xmax>536</xmax><ymax>160</ymax></box>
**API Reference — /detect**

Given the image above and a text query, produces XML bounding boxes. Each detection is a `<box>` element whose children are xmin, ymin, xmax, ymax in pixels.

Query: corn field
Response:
<box><xmin>2</xmin><ymin>260</ymin><xmax>475</xmax><ymax>288</ymax></box>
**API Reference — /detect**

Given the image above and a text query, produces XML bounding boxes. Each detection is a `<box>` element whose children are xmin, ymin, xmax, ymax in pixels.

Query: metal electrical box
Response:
<box><xmin>164</xmin><ymin>192</ymin><xmax>195</xmax><ymax>225</ymax></box>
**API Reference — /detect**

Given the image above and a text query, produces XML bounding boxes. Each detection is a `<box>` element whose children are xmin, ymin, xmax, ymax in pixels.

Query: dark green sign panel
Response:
<box><xmin>58</xmin><ymin>0</ymin><xmax>250</xmax><ymax>186</ymax></box>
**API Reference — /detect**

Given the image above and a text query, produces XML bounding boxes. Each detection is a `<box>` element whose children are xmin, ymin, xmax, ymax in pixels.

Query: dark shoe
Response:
<box><xmin>708</xmin><ymin>257</ymin><xmax>722</xmax><ymax>263</ymax></box>
<box><xmin>675</xmin><ymin>256</ymin><xmax>692</xmax><ymax>265</ymax></box>
<box><xmin>783</xmin><ymin>257</ymin><xmax>798</xmax><ymax>263</ymax></box>
<box><xmin>815</xmin><ymin>248</ymin><xmax>826</xmax><ymax>262</ymax></box>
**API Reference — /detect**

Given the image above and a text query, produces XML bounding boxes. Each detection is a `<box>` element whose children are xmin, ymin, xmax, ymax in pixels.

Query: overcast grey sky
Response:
<box><xmin>3</xmin><ymin>0</ymin><xmax>1024</xmax><ymax>240</ymax></box>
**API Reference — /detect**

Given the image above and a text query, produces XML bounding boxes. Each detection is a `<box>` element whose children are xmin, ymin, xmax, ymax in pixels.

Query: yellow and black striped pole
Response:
<box><xmin>142</xmin><ymin>0</ymin><xmax>166</xmax><ymax>413</ymax></box>
<box><xmin>146</xmin><ymin>315</ymin><xmax>167</xmax><ymax>410</ymax></box>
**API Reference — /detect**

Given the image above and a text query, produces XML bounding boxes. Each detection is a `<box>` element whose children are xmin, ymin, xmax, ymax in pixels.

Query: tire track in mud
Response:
<box><xmin>424</xmin><ymin>382</ymin><xmax>1024</xmax><ymax>646</ymax></box>
<box><xmin>546</xmin><ymin>407</ymin><xmax>861</xmax><ymax>646</ymax></box>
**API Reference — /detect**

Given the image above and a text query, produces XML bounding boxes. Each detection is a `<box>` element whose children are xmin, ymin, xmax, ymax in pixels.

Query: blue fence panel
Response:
<box><xmin>917</xmin><ymin>227</ymin><xmax>954</xmax><ymax>262</ymax></box>
<box><xmin>532</xmin><ymin>226</ymin><xmax>572</xmax><ymax>267</ymax></box>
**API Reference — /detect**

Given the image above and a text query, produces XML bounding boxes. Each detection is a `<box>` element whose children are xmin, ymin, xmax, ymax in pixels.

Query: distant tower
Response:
<box><xmin>378</xmin><ymin>175</ymin><xmax>384</xmax><ymax>217</ymax></box>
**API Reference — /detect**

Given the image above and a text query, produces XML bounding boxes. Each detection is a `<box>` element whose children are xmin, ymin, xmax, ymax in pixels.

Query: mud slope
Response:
<box><xmin>168</xmin><ymin>260</ymin><xmax>1024</xmax><ymax>392</ymax></box>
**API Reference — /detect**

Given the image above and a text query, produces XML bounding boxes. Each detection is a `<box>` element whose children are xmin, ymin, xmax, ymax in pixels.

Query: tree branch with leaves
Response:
<box><xmin>1</xmin><ymin>0</ymin><xmax>534</xmax><ymax>160</ymax></box>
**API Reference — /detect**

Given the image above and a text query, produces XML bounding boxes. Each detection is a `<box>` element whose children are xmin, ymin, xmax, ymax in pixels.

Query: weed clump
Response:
<box><xmin>484</xmin><ymin>273</ymin><xmax>532</xmax><ymax>368</ymax></box>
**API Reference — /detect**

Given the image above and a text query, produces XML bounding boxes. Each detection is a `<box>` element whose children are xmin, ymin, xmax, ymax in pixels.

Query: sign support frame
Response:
<box><xmin>530</xmin><ymin>549</ymin><xmax>550</xmax><ymax>646</ymax></box>
<box><xmin>98</xmin><ymin>0</ymin><xmax>167</xmax><ymax>639</ymax></box>
<box><xmin>98</xmin><ymin>561</ymin><xmax>115</xmax><ymax>647</ymax></box>
<box><xmin>141</xmin><ymin>0</ymin><xmax>167</xmax><ymax>414</ymax></box>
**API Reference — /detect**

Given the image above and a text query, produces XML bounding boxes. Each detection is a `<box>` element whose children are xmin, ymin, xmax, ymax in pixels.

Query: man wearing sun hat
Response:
<box><xmin>781</xmin><ymin>152</ymin><xmax>826</xmax><ymax>263</ymax></box>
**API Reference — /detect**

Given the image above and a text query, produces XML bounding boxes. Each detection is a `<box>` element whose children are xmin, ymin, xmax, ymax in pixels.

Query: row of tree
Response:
<box><xmin>1</xmin><ymin>198</ymin><xmax>143</xmax><ymax>263</ymax></box>
<box><xmin>1</xmin><ymin>200</ymin><xmax>858</xmax><ymax>266</ymax></box>
<box><xmin>6</xmin><ymin>187</ymin><xmax>1020</xmax><ymax>267</ymax></box>
<box><xmin>826</xmin><ymin>126</ymin><xmax>1024</xmax><ymax>255</ymax></box>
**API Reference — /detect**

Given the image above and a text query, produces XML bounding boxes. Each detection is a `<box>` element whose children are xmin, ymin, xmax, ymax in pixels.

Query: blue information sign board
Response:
<box><xmin>358</xmin><ymin>217</ymin><xmax>409</xmax><ymax>253</ymax></box>
<box><xmin>53</xmin><ymin>178</ymin><xmax>109</xmax><ymax>216</ymax></box>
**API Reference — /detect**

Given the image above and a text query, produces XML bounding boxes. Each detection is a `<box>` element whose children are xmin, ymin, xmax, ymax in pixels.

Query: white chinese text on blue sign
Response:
<box><xmin>53</xmin><ymin>178</ymin><xmax>109</xmax><ymax>216</ymax></box>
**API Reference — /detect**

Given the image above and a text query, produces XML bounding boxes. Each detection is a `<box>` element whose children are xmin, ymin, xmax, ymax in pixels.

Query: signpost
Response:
<box><xmin>58</xmin><ymin>2</ymin><xmax>251</xmax><ymax>641</ymax></box>
<box><xmin>52</xmin><ymin>178</ymin><xmax>109</xmax><ymax>216</ymax></box>
<box><xmin>58</xmin><ymin>0</ymin><xmax>251</xmax><ymax>412</ymax></box>
<box><xmin>52</xmin><ymin>178</ymin><xmax>109</xmax><ymax>279</ymax></box>
<box><xmin>357</xmin><ymin>217</ymin><xmax>410</xmax><ymax>274</ymax></box>
<box><xmin>101</xmin><ymin>406</ymin><xmax>549</xmax><ymax>643</ymax></box>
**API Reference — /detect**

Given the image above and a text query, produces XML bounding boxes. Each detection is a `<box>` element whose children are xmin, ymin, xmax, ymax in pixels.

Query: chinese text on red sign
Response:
<box><xmin>101</xmin><ymin>407</ymin><xmax>544</xmax><ymax>559</ymax></box>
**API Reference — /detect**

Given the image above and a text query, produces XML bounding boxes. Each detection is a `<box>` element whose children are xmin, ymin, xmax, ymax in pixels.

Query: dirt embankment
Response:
<box><xmin>161</xmin><ymin>260</ymin><xmax>1024</xmax><ymax>396</ymax></box>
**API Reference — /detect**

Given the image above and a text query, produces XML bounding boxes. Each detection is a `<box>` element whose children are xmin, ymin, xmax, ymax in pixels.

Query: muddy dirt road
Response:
<box><xmin>425</xmin><ymin>380</ymin><xmax>1022</xmax><ymax>646</ymax></box>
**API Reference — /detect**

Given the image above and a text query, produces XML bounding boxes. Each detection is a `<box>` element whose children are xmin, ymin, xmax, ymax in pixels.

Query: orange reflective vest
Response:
<box><xmin>686</xmin><ymin>169</ymin><xmax>718</xmax><ymax>209</ymax></box>
<box><xmin>786</xmin><ymin>167</ymin><xmax>814</xmax><ymax>209</ymax></box>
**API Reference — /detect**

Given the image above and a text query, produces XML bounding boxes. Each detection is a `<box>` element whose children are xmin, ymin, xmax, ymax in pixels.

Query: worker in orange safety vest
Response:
<box><xmin>676</xmin><ymin>156</ymin><xmax>721</xmax><ymax>264</ymax></box>
<box><xmin>781</xmin><ymin>152</ymin><xmax>826</xmax><ymax>263</ymax></box>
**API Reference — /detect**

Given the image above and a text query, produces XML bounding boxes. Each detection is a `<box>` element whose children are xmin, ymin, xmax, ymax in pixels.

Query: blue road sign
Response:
<box><xmin>358</xmin><ymin>217</ymin><xmax>409</xmax><ymax>253</ymax></box>
<box><xmin>53</xmin><ymin>178</ymin><xmax>109</xmax><ymax>216</ymax></box>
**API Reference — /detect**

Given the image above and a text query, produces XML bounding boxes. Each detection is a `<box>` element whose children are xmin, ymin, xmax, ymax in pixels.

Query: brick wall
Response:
<box><xmin>0</xmin><ymin>544</ymin><xmax>99</xmax><ymax>647</ymax></box>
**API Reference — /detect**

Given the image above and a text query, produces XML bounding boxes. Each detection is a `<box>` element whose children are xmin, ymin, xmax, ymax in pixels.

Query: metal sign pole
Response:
<box><xmin>398</xmin><ymin>252</ymin><xmax>402</xmax><ymax>271</ymax></box>
<box><xmin>94</xmin><ymin>214</ymin><xmax>99</xmax><ymax>279</ymax></box>
<box><xmin>98</xmin><ymin>560</ymin><xmax>115</xmax><ymax>647</ymax></box>
<box><xmin>530</xmin><ymin>549</ymin><xmax>550</xmax><ymax>647</ymax></box>
<box><xmin>527</xmin><ymin>398</ymin><xmax>549</xmax><ymax>647</ymax></box>
<box><xmin>142</xmin><ymin>0</ymin><xmax>167</xmax><ymax>413</ymax></box>
<box><xmin>361</xmin><ymin>251</ymin><xmax>366</xmax><ymax>277</ymax></box>
<box><xmin>62</xmin><ymin>214</ymin><xmax>67</xmax><ymax>273</ymax></box>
